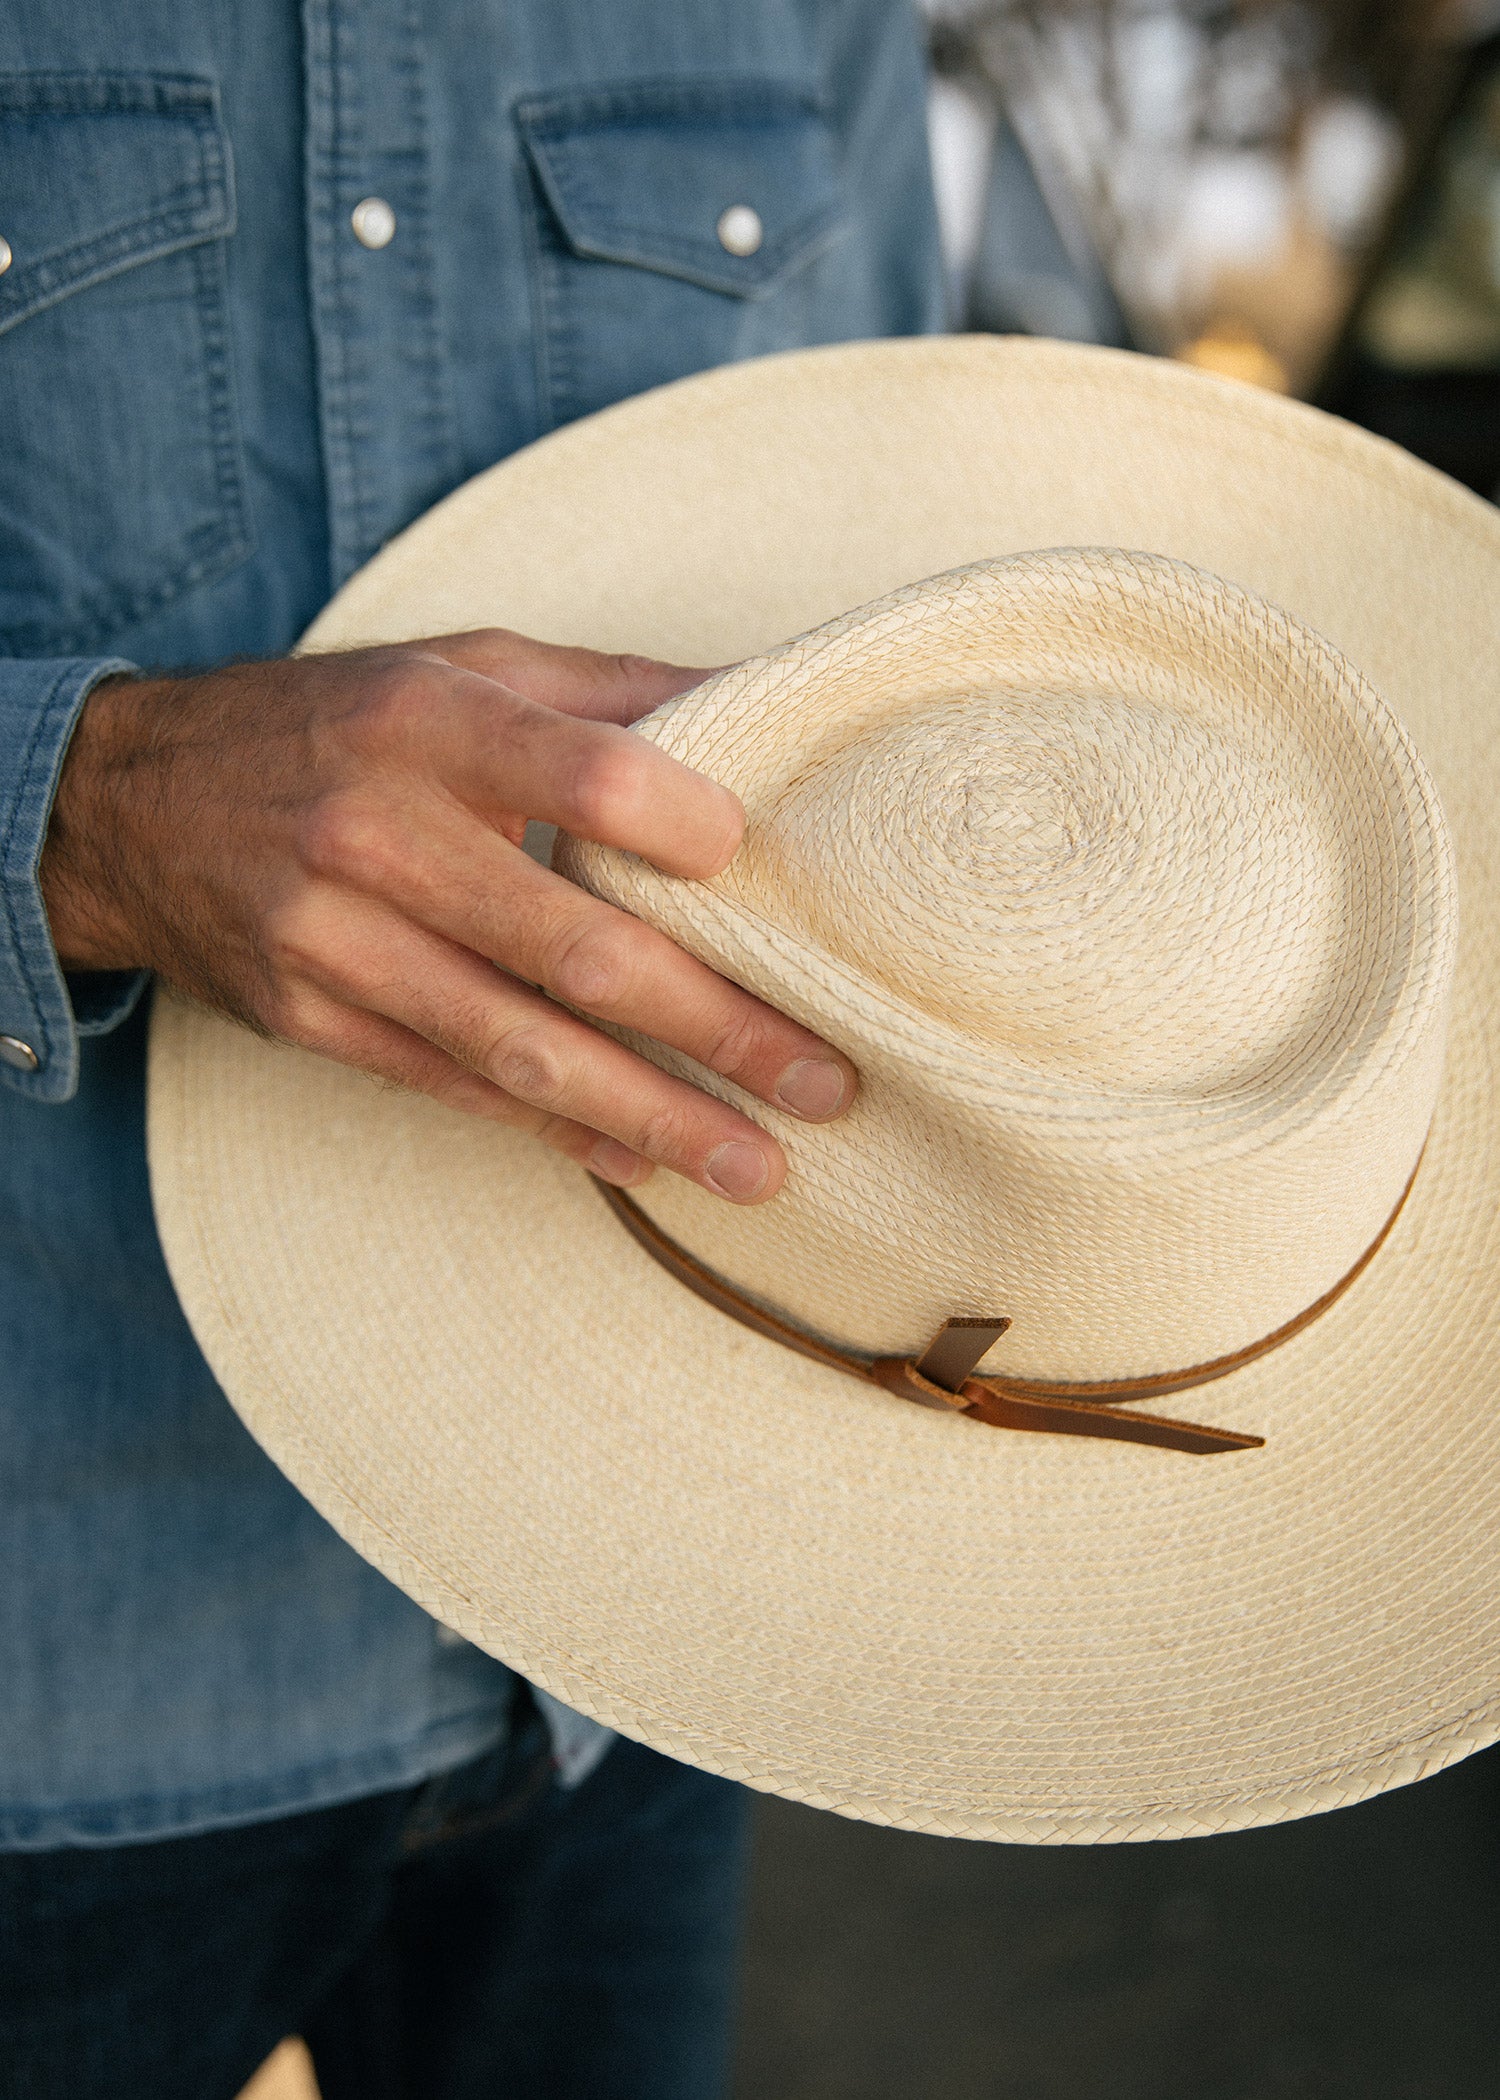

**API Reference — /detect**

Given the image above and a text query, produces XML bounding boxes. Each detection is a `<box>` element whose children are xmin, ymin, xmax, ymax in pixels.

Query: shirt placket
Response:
<box><xmin>301</xmin><ymin>0</ymin><xmax>461</xmax><ymax>589</ymax></box>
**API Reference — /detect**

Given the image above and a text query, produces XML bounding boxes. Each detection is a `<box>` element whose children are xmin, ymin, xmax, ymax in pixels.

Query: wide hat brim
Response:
<box><xmin>148</xmin><ymin>339</ymin><xmax>1500</xmax><ymax>1842</ymax></box>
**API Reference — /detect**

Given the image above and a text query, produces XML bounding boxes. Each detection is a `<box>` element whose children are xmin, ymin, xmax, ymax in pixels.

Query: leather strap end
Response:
<box><xmin>914</xmin><ymin>1317</ymin><xmax>1011</xmax><ymax>1391</ymax></box>
<box><xmin>869</xmin><ymin>1357</ymin><xmax>973</xmax><ymax>1412</ymax></box>
<box><xmin>871</xmin><ymin>1358</ymin><xmax>1260</xmax><ymax>1453</ymax></box>
<box><xmin>959</xmin><ymin>1380</ymin><xmax>1265</xmax><ymax>1456</ymax></box>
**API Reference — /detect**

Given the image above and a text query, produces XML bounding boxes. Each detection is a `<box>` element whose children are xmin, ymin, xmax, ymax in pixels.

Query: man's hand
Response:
<box><xmin>39</xmin><ymin>630</ymin><xmax>855</xmax><ymax>1201</ymax></box>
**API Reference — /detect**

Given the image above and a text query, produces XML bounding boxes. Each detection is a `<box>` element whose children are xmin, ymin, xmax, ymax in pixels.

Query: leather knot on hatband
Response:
<box><xmin>594</xmin><ymin>1155</ymin><xmax>1422</xmax><ymax>1456</ymax></box>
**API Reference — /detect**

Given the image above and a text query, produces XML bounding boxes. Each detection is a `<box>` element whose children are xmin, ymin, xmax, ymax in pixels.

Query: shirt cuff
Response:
<box><xmin>0</xmin><ymin>657</ymin><xmax>138</xmax><ymax>1103</ymax></box>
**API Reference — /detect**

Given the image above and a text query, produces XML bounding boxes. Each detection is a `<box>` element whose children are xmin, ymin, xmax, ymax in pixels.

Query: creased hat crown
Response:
<box><xmin>562</xmin><ymin>550</ymin><xmax>1456</xmax><ymax>1383</ymax></box>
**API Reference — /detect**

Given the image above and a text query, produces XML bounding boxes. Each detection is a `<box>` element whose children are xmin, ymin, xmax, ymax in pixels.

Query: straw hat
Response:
<box><xmin>148</xmin><ymin>339</ymin><xmax>1500</xmax><ymax>1842</ymax></box>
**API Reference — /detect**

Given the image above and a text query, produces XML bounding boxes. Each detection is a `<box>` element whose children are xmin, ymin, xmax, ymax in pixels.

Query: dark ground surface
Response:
<box><xmin>732</xmin><ymin>1744</ymin><xmax>1500</xmax><ymax>2100</ymax></box>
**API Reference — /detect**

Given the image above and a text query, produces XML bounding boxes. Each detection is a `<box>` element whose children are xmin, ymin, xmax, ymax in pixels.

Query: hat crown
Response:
<box><xmin>562</xmin><ymin>551</ymin><xmax>1456</xmax><ymax>1382</ymax></box>
<box><xmin>720</xmin><ymin>642</ymin><xmax>1357</xmax><ymax>1102</ymax></box>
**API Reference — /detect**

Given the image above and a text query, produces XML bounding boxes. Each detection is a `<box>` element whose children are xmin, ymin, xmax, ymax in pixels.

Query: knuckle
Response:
<box><xmin>564</xmin><ymin>737</ymin><xmax>647</xmax><ymax>837</ymax></box>
<box><xmin>295</xmin><ymin>794</ymin><xmax>395</xmax><ymax>887</ymax></box>
<box><xmin>258</xmin><ymin>892</ymin><xmax>379</xmax><ymax>1011</ymax></box>
<box><xmin>700</xmin><ymin>1001</ymin><xmax>771</xmax><ymax>1084</ymax></box>
<box><xmin>634</xmin><ymin>1100</ymin><xmax>698</xmax><ymax>1166</ymax></box>
<box><xmin>483</xmin><ymin>1022</ymin><xmax>569</xmax><ymax>1107</ymax></box>
<box><xmin>351</xmin><ymin>657</ymin><xmax>443</xmax><ymax>751</ymax></box>
<box><xmin>547</xmin><ymin>919</ymin><xmax>636</xmax><ymax>1013</ymax></box>
<box><xmin>262</xmin><ymin>978</ymin><xmax>331</xmax><ymax>1049</ymax></box>
<box><xmin>610</xmin><ymin>652</ymin><xmax>675</xmax><ymax>694</ymax></box>
<box><xmin>462</xmin><ymin>626</ymin><xmax>515</xmax><ymax>657</ymax></box>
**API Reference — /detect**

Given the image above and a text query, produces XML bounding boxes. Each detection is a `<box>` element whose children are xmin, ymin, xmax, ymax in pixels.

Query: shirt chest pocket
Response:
<box><xmin>0</xmin><ymin>75</ymin><xmax>250</xmax><ymax>659</ymax></box>
<box><xmin>516</xmin><ymin>78</ymin><xmax>849</xmax><ymax>431</ymax></box>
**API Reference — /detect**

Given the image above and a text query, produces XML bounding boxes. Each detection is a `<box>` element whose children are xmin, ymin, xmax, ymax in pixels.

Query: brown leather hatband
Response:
<box><xmin>593</xmin><ymin>1154</ymin><xmax>1423</xmax><ymax>1456</ymax></box>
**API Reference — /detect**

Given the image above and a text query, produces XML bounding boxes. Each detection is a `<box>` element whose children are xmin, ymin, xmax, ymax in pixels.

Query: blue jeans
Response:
<box><xmin>0</xmin><ymin>1690</ymin><xmax>750</xmax><ymax>2100</ymax></box>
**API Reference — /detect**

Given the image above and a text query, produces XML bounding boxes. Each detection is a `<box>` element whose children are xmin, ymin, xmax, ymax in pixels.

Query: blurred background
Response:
<box><xmin>925</xmin><ymin>0</ymin><xmax>1500</xmax><ymax>484</ymax></box>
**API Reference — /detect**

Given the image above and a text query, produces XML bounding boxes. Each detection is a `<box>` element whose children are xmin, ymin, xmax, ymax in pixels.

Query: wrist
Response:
<box><xmin>40</xmin><ymin>672</ymin><xmax>168</xmax><ymax>971</ymax></box>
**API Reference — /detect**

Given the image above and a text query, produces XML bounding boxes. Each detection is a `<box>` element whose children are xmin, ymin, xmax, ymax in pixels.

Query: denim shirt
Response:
<box><xmin>0</xmin><ymin>0</ymin><xmax>942</xmax><ymax>1846</ymax></box>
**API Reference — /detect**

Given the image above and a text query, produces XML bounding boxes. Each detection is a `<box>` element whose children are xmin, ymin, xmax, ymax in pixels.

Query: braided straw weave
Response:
<box><xmin>561</xmin><ymin>551</ymin><xmax>1455</xmax><ymax>1382</ymax></box>
<box><xmin>149</xmin><ymin>340</ymin><xmax>1500</xmax><ymax>1841</ymax></box>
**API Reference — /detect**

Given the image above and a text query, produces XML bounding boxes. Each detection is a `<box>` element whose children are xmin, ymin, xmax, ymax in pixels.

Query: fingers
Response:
<box><xmin>282</xmin><ymin>988</ymin><xmax>656</xmax><ymax>1187</ymax></box>
<box><xmin>423</xmin><ymin>669</ymin><xmax>746</xmax><ymax>880</ymax></box>
<box><xmin>419</xmin><ymin>628</ymin><xmax>717</xmax><ymax>727</ymax></box>
<box><xmin>269</xmin><ymin>635</ymin><xmax>857</xmax><ymax>1204</ymax></box>
<box><xmin>274</xmin><ymin>890</ymin><xmax>791</xmax><ymax>1202</ymax></box>
<box><xmin>329</xmin><ymin>789</ymin><xmax>856</xmax><ymax>1122</ymax></box>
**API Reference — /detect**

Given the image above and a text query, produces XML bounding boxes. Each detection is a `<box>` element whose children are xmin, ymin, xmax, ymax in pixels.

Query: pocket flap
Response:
<box><xmin>516</xmin><ymin>79</ymin><xmax>844</xmax><ymax>299</ymax></box>
<box><xmin>0</xmin><ymin>74</ymin><xmax>234</xmax><ymax>339</ymax></box>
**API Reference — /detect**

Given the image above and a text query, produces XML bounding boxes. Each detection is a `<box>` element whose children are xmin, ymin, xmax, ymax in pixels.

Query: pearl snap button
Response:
<box><xmin>716</xmin><ymin>204</ymin><xmax>764</xmax><ymax>258</ymax></box>
<box><xmin>351</xmin><ymin>197</ymin><xmax>396</xmax><ymax>250</ymax></box>
<box><xmin>0</xmin><ymin>236</ymin><xmax>13</xmax><ymax>275</ymax></box>
<box><xmin>0</xmin><ymin>1035</ymin><xmax>40</xmax><ymax>1073</ymax></box>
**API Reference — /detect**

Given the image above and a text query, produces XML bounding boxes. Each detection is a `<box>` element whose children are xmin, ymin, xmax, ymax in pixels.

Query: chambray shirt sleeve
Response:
<box><xmin>0</xmin><ymin>657</ymin><xmax>146</xmax><ymax>1105</ymax></box>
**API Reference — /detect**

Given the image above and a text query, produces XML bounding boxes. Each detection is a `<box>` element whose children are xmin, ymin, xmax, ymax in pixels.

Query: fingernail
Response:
<box><xmin>774</xmin><ymin>1057</ymin><xmax>849</xmax><ymax>1120</ymax></box>
<box><xmin>705</xmin><ymin>1140</ymin><xmax>770</xmax><ymax>1202</ymax></box>
<box><xmin>589</xmin><ymin>1138</ymin><xmax>651</xmax><ymax>1187</ymax></box>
